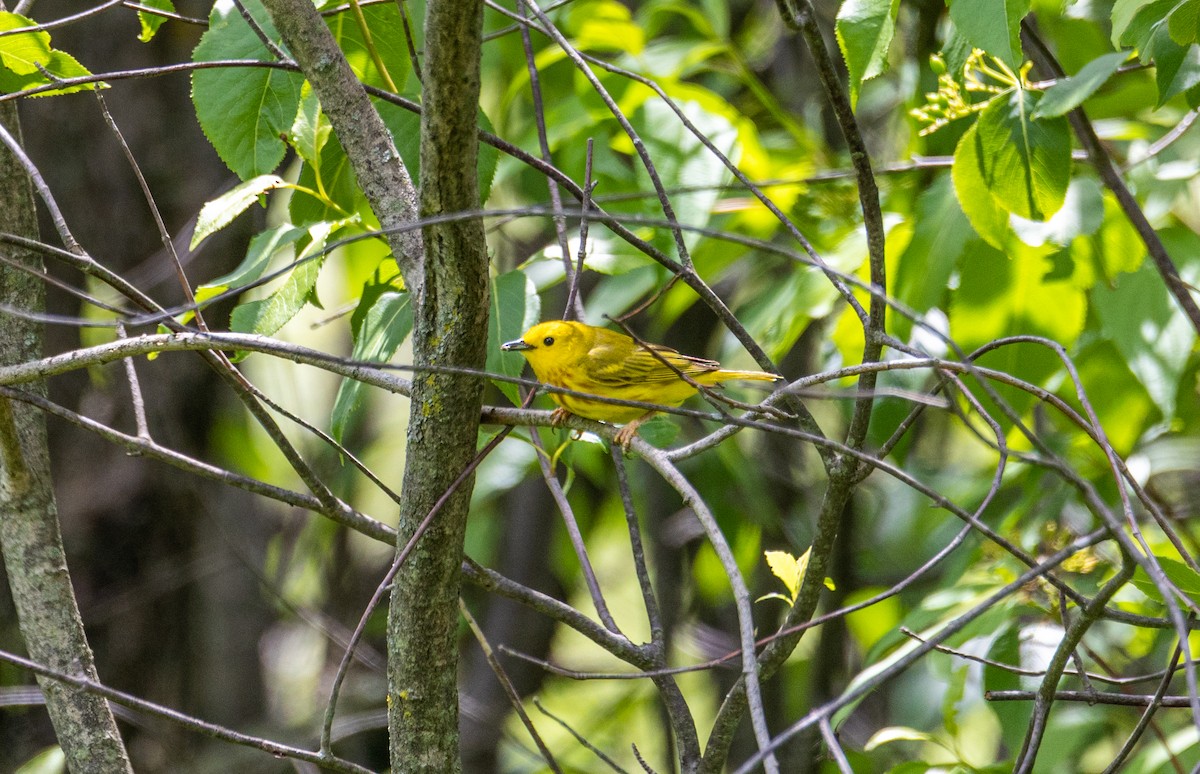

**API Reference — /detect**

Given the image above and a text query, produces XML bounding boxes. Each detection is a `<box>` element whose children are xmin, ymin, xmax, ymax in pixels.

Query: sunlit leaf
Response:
<box><xmin>137</xmin><ymin>0</ymin><xmax>175</xmax><ymax>43</ymax></box>
<box><xmin>0</xmin><ymin>13</ymin><xmax>97</xmax><ymax>97</ymax></box>
<box><xmin>15</xmin><ymin>745</ymin><xmax>65</xmax><ymax>774</ymax></box>
<box><xmin>0</xmin><ymin>12</ymin><xmax>52</xmax><ymax>75</ymax></box>
<box><xmin>191</xmin><ymin>175</ymin><xmax>287</xmax><ymax>249</ymax></box>
<box><xmin>952</xmin><ymin>121</ymin><xmax>1011</xmax><ymax>248</ymax></box>
<box><xmin>230</xmin><ymin>222</ymin><xmax>338</xmax><ymax>336</ymax></box>
<box><xmin>836</xmin><ymin>0</ymin><xmax>900</xmax><ymax>107</ymax></box>
<box><xmin>566</xmin><ymin>0</ymin><xmax>645</xmax><ymax>54</ymax></box>
<box><xmin>864</xmin><ymin>726</ymin><xmax>939</xmax><ymax>751</ymax></box>
<box><xmin>973</xmin><ymin>89</ymin><xmax>1072</xmax><ymax>221</ymax></box>
<box><xmin>764</xmin><ymin>549</ymin><xmax>803</xmax><ymax>601</ymax></box>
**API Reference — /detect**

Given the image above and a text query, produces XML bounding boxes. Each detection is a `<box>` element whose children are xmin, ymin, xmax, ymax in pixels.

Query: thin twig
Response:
<box><xmin>460</xmin><ymin>599</ymin><xmax>564</xmax><ymax>773</ymax></box>
<box><xmin>0</xmin><ymin>648</ymin><xmax>373</xmax><ymax>774</ymax></box>
<box><xmin>319</xmin><ymin>421</ymin><xmax>519</xmax><ymax>751</ymax></box>
<box><xmin>530</xmin><ymin>429</ymin><xmax>622</xmax><ymax>633</ymax></box>
<box><xmin>563</xmin><ymin>139</ymin><xmax>595</xmax><ymax>321</ymax></box>
<box><xmin>230</xmin><ymin>0</ymin><xmax>290</xmax><ymax>62</ymax></box>
<box><xmin>820</xmin><ymin>717</ymin><xmax>853</xmax><ymax>774</ymax></box>
<box><xmin>730</xmin><ymin>529</ymin><xmax>1112</xmax><ymax>774</ymax></box>
<box><xmin>1022</xmin><ymin>20</ymin><xmax>1200</xmax><ymax>336</ymax></box>
<box><xmin>1014</xmin><ymin>558</ymin><xmax>1136</xmax><ymax>773</ymax></box>
<box><xmin>533</xmin><ymin>698</ymin><xmax>630</xmax><ymax>773</ymax></box>
<box><xmin>0</xmin><ymin>385</ymin><xmax>396</xmax><ymax>544</ymax></box>
<box><xmin>114</xmin><ymin>323</ymin><xmax>150</xmax><ymax>440</ymax></box>
<box><xmin>1103</xmin><ymin>641</ymin><xmax>1186</xmax><ymax>773</ymax></box>
<box><xmin>517</xmin><ymin>1</ymin><xmax>577</xmax><ymax>320</ymax></box>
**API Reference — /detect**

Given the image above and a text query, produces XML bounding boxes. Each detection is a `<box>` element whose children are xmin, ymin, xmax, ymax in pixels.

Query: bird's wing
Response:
<box><xmin>587</xmin><ymin>341</ymin><xmax>719</xmax><ymax>386</ymax></box>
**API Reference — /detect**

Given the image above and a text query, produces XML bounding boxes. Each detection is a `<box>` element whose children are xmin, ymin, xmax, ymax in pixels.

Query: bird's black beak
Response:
<box><xmin>501</xmin><ymin>339</ymin><xmax>534</xmax><ymax>352</ymax></box>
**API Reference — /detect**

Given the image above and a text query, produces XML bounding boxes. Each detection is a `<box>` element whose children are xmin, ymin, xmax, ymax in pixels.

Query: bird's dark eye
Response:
<box><xmin>543</xmin><ymin>336</ymin><xmax>555</xmax><ymax>346</ymax></box>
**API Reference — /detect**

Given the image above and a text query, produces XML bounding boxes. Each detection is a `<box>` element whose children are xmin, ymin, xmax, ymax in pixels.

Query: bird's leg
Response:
<box><xmin>613</xmin><ymin>411</ymin><xmax>657</xmax><ymax>450</ymax></box>
<box><xmin>549</xmin><ymin>407</ymin><xmax>572</xmax><ymax>427</ymax></box>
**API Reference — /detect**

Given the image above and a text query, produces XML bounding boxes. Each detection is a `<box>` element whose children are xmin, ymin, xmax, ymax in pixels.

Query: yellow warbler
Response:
<box><xmin>501</xmin><ymin>320</ymin><xmax>781</xmax><ymax>445</ymax></box>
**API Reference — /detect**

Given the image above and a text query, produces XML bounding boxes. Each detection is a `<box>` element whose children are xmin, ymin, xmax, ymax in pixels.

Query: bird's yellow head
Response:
<box><xmin>500</xmin><ymin>320</ymin><xmax>593</xmax><ymax>378</ymax></box>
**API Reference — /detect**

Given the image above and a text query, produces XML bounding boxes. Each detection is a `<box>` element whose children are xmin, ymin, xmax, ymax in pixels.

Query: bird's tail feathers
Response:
<box><xmin>708</xmin><ymin>369</ymin><xmax>781</xmax><ymax>383</ymax></box>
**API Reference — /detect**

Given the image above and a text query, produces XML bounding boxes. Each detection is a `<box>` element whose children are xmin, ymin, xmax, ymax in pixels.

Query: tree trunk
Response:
<box><xmin>0</xmin><ymin>102</ymin><xmax>133</xmax><ymax>772</ymax></box>
<box><xmin>387</xmin><ymin>1</ymin><xmax>489</xmax><ymax>770</ymax></box>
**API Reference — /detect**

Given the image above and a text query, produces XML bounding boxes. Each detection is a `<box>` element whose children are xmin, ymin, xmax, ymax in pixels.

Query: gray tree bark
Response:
<box><xmin>257</xmin><ymin>0</ymin><xmax>490</xmax><ymax>769</ymax></box>
<box><xmin>0</xmin><ymin>103</ymin><xmax>133</xmax><ymax>772</ymax></box>
<box><xmin>387</xmin><ymin>1</ymin><xmax>489</xmax><ymax>770</ymax></box>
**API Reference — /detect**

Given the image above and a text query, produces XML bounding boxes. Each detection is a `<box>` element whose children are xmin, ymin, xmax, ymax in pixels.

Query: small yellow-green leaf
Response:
<box><xmin>952</xmin><ymin>121</ymin><xmax>1010</xmax><ymax>248</ymax></box>
<box><xmin>191</xmin><ymin>175</ymin><xmax>287</xmax><ymax>249</ymax></box>
<box><xmin>836</xmin><ymin>0</ymin><xmax>900</xmax><ymax>107</ymax></box>
<box><xmin>0</xmin><ymin>12</ymin><xmax>52</xmax><ymax>75</ymax></box>
<box><xmin>15</xmin><ymin>745</ymin><xmax>65</xmax><ymax>774</ymax></box>
<box><xmin>137</xmin><ymin>0</ymin><xmax>175</xmax><ymax>43</ymax></box>
<box><xmin>765</xmin><ymin>549</ymin><xmax>804</xmax><ymax>601</ymax></box>
<box><xmin>864</xmin><ymin>726</ymin><xmax>938</xmax><ymax>751</ymax></box>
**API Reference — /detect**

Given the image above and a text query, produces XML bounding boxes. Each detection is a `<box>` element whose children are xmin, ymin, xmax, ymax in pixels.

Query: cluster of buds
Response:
<box><xmin>910</xmin><ymin>49</ymin><xmax>1028</xmax><ymax>136</ymax></box>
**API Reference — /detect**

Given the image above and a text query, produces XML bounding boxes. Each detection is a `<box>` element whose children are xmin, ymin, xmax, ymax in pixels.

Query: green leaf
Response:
<box><xmin>15</xmin><ymin>746</ymin><xmax>65</xmax><ymax>774</ymax></box>
<box><xmin>0</xmin><ymin>12</ymin><xmax>52</xmax><ymax>75</ymax></box>
<box><xmin>325</xmin><ymin>1</ymin><xmax>412</xmax><ymax>92</ymax></box>
<box><xmin>191</xmin><ymin>0</ymin><xmax>304</xmax><ymax>179</ymax></box>
<box><xmin>290</xmin><ymin>87</ymin><xmax>330</xmax><ymax>165</ymax></box>
<box><xmin>137</xmin><ymin>0</ymin><xmax>175</xmax><ymax>43</ymax></box>
<box><xmin>836</xmin><ymin>0</ymin><xmax>899</xmax><ymax>107</ymax></box>
<box><xmin>191</xmin><ymin>175</ymin><xmax>287</xmax><ymax>249</ymax></box>
<box><xmin>0</xmin><ymin>13</ymin><xmax>98</xmax><ymax>97</ymax></box>
<box><xmin>947</xmin><ymin>0</ymin><xmax>1030</xmax><ymax>68</ymax></box>
<box><xmin>331</xmin><ymin>287</ymin><xmax>412</xmax><ymax>442</ymax></box>
<box><xmin>1115</xmin><ymin>0</ymin><xmax>1200</xmax><ymax>105</ymax></box>
<box><xmin>892</xmin><ymin>175</ymin><xmax>972</xmax><ymax>338</ymax></box>
<box><xmin>1146</xmin><ymin>25</ymin><xmax>1200</xmax><ymax>105</ymax></box>
<box><xmin>488</xmin><ymin>270</ymin><xmax>541</xmax><ymax>404</ymax></box>
<box><xmin>1131</xmin><ymin>554</ymin><xmax>1200</xmax><ymax>605</ymax></box>
<box><xmin>740</xmin><ymin>267</ymin><xmax>838</xmax><ymax>360</ymax></box>
<box><xmin>567</xmin><ymin>0</ymin><xmax>645</xmax><ymax>54</ymax></box>
<box><xmin>291</xmin><ymin>130</ymin><xmax>362</xmax><ymax>227</ymax></box>
<box><xmin>376</xmin><ymin>100</ymin><xmax>499</xmax><ymax>206</ymax></box>
<box><xmin>1168</xmin><ymin>0</ymin><xmax>1200</xmax><ymax>45</ymax></box>
<box><xmin>951</xmin><ymin>121</ymin><xmax>1011</xmax><ymax>248</ymax></box>
<box><xmin>973</xmin><ymin>89</ymin><xmax>1072</xmax><ymax>221</ymax></box>
<box><xmin>950</xmin><ymin>240</ymin><xmax>1087</xmax><ymax>421</ymax></box>
<box><xmin>1032</xmin><ymin>51</ymin><xmax>1129</xmax><ymax>118</ymax></box>
<box><xmin>1092</xmin><ymin>233</ymin><xmax>1198</xmax><ymax>418</ymax></box>
<box><xmin>197</xmin><ymin>224</ymin><xmax>307</xmax><ymax>304</ymax></box>
<box><xmin>1112</xmin><ymin>0</ymin><xmax>1167</xmax><ymax>48</ymax></box>
<box><xmin>229</xmin><ymin>222</ymin><xmax>336</xmax><ymax>336</ymax></box>
<box><xmin>953</xmin><ymin>242</ymin><xmax>1087</xmax><ymax>349</ymax></box>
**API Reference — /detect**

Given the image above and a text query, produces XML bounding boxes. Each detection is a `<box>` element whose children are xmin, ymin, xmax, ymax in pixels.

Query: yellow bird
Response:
<box><xmin>501</xmin><ymin>320</ymin><xmax>781</xmax><ymax>446</ymax></box>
